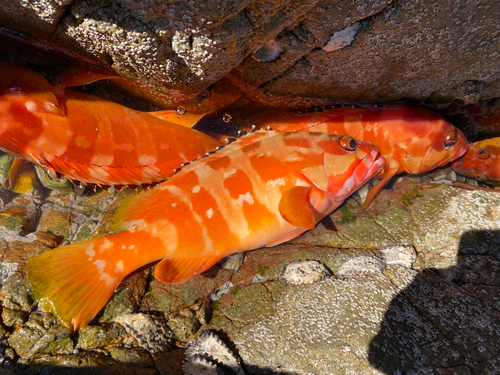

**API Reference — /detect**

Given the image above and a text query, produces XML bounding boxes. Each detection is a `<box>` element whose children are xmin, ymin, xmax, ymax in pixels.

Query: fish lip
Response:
<box><xmin>356</xmin><ymin>149</ymin><xmax>386</xmax><ymax>184</ymax></box>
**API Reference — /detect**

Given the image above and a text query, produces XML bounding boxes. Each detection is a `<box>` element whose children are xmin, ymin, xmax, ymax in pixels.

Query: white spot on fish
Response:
<box><xmin>94</xmin><ymin>259</ymin><xmax>106</xmax><ymax>273</ymax></box>
<box><xmin>237</xmin><ymin>192</ymin><xmax>254</xmax><ymax>205</ymax></box>
<box><xmin>115</xmin><ymin>261</ymin><xmax>124</xmax><ymax>273</ymax></box>
<box><xmin>85</xmin><ymin>245</ymin><xmax>95</xmax><ymax>261</ymax></box>
<box><xmin>223</xmin><ymin>168</ymin><xmax>237</xmax><ymax>178</ymax></box>
<box><xmin>128</xmin><ymin>245</ymin><xmax>135</xmax><ymax>250</ymax></box>
<box><xmin>206</xmin><ymin>208</ymin><xmax>214</xmax><ymax>218</ymax></box>
<box><xmin>139</xmin><ymin>154</ymin><xmax>157</xmax><ymax>165</ymax></box>
<box><xmin>99</xmin><ymin>272</ymin><xmax>117</xmax><ymax>286</ymax></box>
<box><xmin>179</xmin><ymin>153</ymin><xmax>187</xmax><ymax>162</ymax></box>
<box><xmin>192</xmin><ymin>185</ymin><xmax>201</xmax><ymax>193</ymax></box>
<box><xmin>98</xmin><ymin>238</ymin><xmax>113</xmax><ymax>253</ymax></box>
<box><xmin>171</xmin><ymin>203</ymin><xmax>177</xmax><ymax>207</ymax></box>
<box><xmin>121</xmin><ymin>245</ymin><xmax>126</xmax><ymax>249</ymax></box>
<box><xmin>25</xmin><ymin>101</ymin><xmax>37</xmax><ymax>112</ymax></box>
<box><xmin>90</xmin><ymin>154</ymin><xmax>114</xmax><ymax>166</ymax></box>
<box><xmin>267</xmin><ymin>177</ymin><xmax>286</xmax><ymax>187</ymax></box>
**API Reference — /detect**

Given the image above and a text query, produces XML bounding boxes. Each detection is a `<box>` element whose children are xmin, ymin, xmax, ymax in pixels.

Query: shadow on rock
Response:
<box><xmin>368</xmin><ymin>230</ymin><xmax>500</xmax><ymax>373</ymax></box>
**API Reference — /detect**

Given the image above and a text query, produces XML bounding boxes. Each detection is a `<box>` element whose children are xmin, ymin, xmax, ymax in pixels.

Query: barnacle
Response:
<box><xmin>183</xmin><ymin>331</ymin><xmax>243</xmax><ymax>375</ymax></box>
<box><xmin>279</xmin><ymin>259</ymin><xmax>332</xmax><ymax>285</ymax></box>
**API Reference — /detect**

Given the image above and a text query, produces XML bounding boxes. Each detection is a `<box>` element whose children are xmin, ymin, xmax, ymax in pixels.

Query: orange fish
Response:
<box><xmin>241</xmin><ymin>104</ymin><xmax>469</xmax><ymax>207</ymax></box>
<box><xmin>27</xmin><ymin>130</ymin><xmax>385</xmax><ymax>330</ymax></box>
<box><xmin>0</xmin><ymin>60</ymin><xmax>221</xmax><ymax>189</ymax></box>
<box><xmin>452</xmin><ymin>137</ymin><xmax>500</xmax><ymax>186</ymax></box>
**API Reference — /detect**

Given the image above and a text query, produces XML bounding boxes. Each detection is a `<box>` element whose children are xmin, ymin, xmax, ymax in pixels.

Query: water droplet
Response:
<box><xmin>222</xmin><ymin>114</ymin><xmax>232</xmax><ymax>123</ymax></box>
<box><xmin>9</xmin><ymin>87</ymin><xmax>25</xmax><ymax>95</ymax></box>
<box><xmin>176</xmin><ymin>106</ymin><xmax>186</xmax><ymax>116</ymax></box>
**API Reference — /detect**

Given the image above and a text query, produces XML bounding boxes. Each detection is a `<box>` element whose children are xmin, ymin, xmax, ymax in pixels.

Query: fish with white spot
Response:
<box><xmin>241</xmin><ymin>104</ymin><xmax>469</xmax><ymax>207</ymax></box>
<box><xmin>0</xmin><ymin>60</ymin><xmax>221</xmax><ymax>189</ymax></box>
<box><xmin>27</xmin><ymin>130</ymin><xmax>385</xmax><ymax>331</ymax></box>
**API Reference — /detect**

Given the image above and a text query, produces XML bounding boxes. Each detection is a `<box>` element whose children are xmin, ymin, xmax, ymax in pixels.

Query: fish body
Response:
<box><xmin>242</xmin><ymin>104</ymin><xmax>468</xmax><ymax>206</ymax></box>
<box><xmin>27</xmin><ymin>131</ymin><xmax>385</xmax><ymax>330</ymax></box>
<box><xmin>0</xmin><ymin>61</ymin><xmax>221</xmax><ymax>188</ymax></box>
<box><xmin>451</xmin><ymin>137</ymin><xmax>500</xmax><ymax>186</ymax></box>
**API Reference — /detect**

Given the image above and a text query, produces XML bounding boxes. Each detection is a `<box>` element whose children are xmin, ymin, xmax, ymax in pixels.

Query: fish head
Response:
<box><xmin>390</xmin><ymin>107</ymin><xmax>468</xmax><ymax>174</ymax></box>
<box><xmin>286</xmin><ymin>133</ymin><xmax>385</xmax><ymax>200</ymax></box>
<box><xmin>451</xmin><ymin>137</ymin><xmax>500</xmax><ymax>186</ymax></box>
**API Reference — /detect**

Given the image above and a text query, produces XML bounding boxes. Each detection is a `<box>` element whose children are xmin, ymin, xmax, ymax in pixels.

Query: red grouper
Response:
<box><xmin>452</xmin><ymin>137</ymin><xmax>500</xmax><ymax>186</ymax></box>
<box><xmin>241</xmin><ymin>104</ymin><xmax>469</xmax><ymax>207</ymax></box>
<box><xmin>27</xmin><ymin>130</ymin><xmax>385</xmax><ymax>330</ymax></box>
<box><xmin>0</xmin><ymin>60</ymin><xmax>222</xmax><ymax>188</ymax></box>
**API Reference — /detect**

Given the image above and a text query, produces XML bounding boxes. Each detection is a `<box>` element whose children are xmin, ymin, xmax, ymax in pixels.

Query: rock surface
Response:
<box><xmin>0</xmin><ymin>0</ymin><xmax>499</xmax><ymax>113</ymax></box>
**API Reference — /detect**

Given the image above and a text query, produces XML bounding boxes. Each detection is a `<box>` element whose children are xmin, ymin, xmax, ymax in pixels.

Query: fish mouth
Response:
<box><xmin>355</xmin><ymin>149</ymin><xmax>386</xmax><ymax>185</ymax></box>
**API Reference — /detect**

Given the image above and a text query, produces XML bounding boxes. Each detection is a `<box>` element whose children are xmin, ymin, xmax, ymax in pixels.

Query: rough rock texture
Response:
<box><xmin>0</xmin><ymin>0</ymin><xmax>499</xmax><ymax>112</ymax></box>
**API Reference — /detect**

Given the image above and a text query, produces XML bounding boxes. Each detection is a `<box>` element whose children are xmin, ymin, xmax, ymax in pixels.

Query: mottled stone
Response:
<box><xmin>0</xmin><ymin>206</ymin><xmax>31</xmax><ymax>234</ymax></box>
<box><xmin>8</xmin><ymin>312</ymin><xmax>73</xmax><ymax>358</ymax></box>
<box><xmin>115</xmin><ymin>313</ymin><xmax>174</xmax><ymax>353</ymax></box>
<box><xmin>76</xmin><ymin>323</ymin><xmax>127</xmax><ymax>350</ymax></box>
<box><xmin>1</xmin><ymin>308</ymin><xmax>28</xmax><ymax>327</ymax></box>
<box><xmin>166</xmin><ymin>310</ymin><xmax>201</xmax><ymax>341</ymax></box>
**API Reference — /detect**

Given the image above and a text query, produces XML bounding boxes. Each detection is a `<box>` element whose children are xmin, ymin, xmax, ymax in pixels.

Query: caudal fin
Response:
<box><xmin>27</xmin><ymin>234</ymin><xmax>133</xmax><ymax>331</ymax></box>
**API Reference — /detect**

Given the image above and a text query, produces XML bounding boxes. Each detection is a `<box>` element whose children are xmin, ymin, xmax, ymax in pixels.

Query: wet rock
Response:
<box><xmin>0</xmin><ymin>205</ymin><xmax>31</xmax><ymax>234</ymax></box>
<box><xmin>8</xmin><ymin>312</ymin><xmax>73</xmax><ymax>358</ymax></box>
<box><xmin>1</xmin><ymin>308</ymin><xmax>28</xmax><ymax>327</ymax></box>
<box><xmin>0</xmin><ymin>273</ymin><xmax>35</xmax><ymax>311</ymax></box>
<box><xmin>166</xmin><ymin>309</ymin><xmax>201</xmax><ymax>341</ymax></box>
<box><xmin>76</xmin><ymin>323</ymin><xmax>127</xmax><ymax>350</ymax></box>
<box><xmin>37</xmin><ymin>209</ymin><xmax>76</xmax><ymax>239</ymax></box>
<box><xmin>115</xmin><ymin>313</ymin><xmax>174</xmax><ymax>353</ymax></box>
<box><xmin>279</xmin><ymin>259</ymin><xmax>332</xmax><ymax>285</ymax></box>
<box><xmin>0</xmin><ymin>153</ymin><xmax>15</xmax><ymax>186</ymax></box>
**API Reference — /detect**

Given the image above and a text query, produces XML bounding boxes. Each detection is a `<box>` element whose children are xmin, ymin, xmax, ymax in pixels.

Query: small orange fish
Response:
<box><xmin>241</xmin><ymin>104</ymin><xmax>469</xmax><ymax>207</ymax></box>
<box><xmin>27</xmin><ymin>130</ymin><xmax>385</xmax><ymax>330</ymax></box>
<box><xmin>0</xmin><ymin>61</ymin><xmax>222</xmax><ymax>188</ymax></box>
<box><xmin>452</xmin><ymin>137</ymin><xmax>500</xmax><ymax>186</ymax></box>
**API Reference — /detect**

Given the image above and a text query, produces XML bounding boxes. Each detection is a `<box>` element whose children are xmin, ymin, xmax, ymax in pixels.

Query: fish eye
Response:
<box><xmin>444</xmin><ymin>131</ymin><xmax>458</xmax><ymax>148</ymax></box>
<box><xmin>474</xmin><ymin>173</ymin><xmax>488</xmax><ymax>181</ymax></box>
<box><xmin>476</xmin><ymin>148</ymin><xmax>491</xmax><ymax>159</ymax></box>
<box><xmin>339</xmin><ymin>136</ymin><xmax>357</xmax><ymax>152</ymax></box>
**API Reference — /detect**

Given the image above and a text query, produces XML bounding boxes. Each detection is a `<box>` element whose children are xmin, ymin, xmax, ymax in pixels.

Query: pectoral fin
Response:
<box><xmin>154</xmin><ymin>254</ymin><xmax>223</xmax><ymax>284</ymax></box>
<box><xmin>279</xmin><ymin>186</ymin><xmax>316</xmax><ymax>229</ymax></box>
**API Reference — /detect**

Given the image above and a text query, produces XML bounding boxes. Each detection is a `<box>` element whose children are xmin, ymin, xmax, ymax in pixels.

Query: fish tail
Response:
<box><xmin>27</xmin><ymin>230</ymin><xmax>150</xmax><ymax>331</ymax></box>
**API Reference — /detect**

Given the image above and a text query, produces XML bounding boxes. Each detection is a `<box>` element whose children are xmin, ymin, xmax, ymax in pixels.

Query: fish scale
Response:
<box><xmin>27</xmin><ymin>131</ymin><xmax>385</xmax><ymax>331</ymax></box>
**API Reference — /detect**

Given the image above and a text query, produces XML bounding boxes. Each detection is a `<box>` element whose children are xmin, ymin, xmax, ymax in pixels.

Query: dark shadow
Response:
<box><xmin>368</xmin><ymin>230</ymin><xmax>500</xmax><ymax>373</ymax></box>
